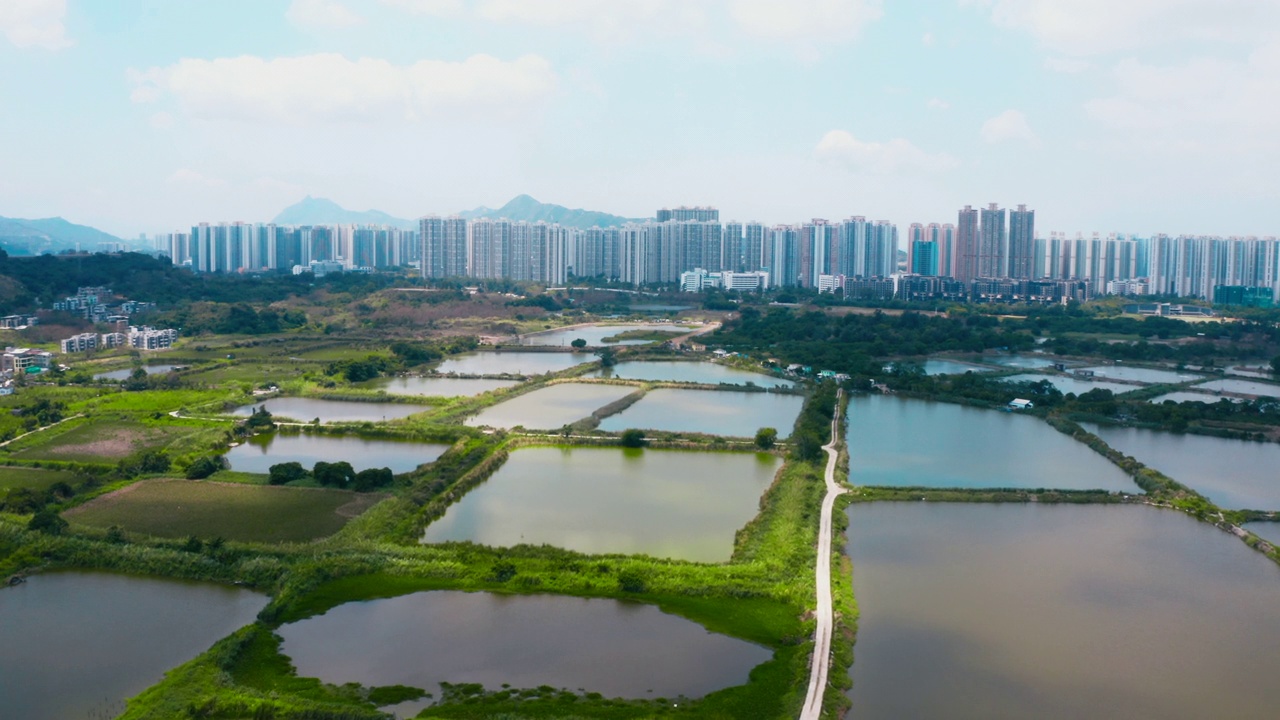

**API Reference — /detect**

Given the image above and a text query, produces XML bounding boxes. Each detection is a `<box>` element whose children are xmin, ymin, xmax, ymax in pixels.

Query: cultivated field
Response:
<box><xmin>0</xmin><ymin>466</ymin><xmax>75</xmax><ymax>498</ymax></box>
<box><xmin>65</xmin><ymin>479</ymin><xmax>386</xmax><ymax>543</ymax></box>
<box><xmin>9</xmin><ymin>419</ymin><xmax>188</xmax><ymax>463</ymax></box>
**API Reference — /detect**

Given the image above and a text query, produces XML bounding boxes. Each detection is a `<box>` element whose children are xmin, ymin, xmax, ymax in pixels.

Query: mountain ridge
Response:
<box><xmin>0</xmin><ymin>216</ymin><xmax>126</xmax><ymax>256</ymax></box>
<box><xmin>273</xmin><ymin>194</ymin><xmax>641</xmax><ymax>230</ymax></box>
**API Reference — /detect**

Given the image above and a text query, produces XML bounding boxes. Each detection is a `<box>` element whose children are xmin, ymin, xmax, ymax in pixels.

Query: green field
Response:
<box><xmin>9</xmin><ymin>419</ymin><xmax>190</xmax><ymax>463</ymax></box>
<box><xmin>0</xmin><ymin>466</ymin><xmax>75</xmax><ymax>498</ymax></box>
<box><xmin>65</xmin><ymin>479</ymin><xmax>386</xmax><ymax>543</ymax></box>
<box><xmin>183</xmin><ymin>362</ymin><xmax>321</xmax><ymax>385</ymax></box>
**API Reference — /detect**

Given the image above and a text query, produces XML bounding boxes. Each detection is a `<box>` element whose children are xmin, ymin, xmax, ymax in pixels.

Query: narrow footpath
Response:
<box><xmin>800</xmin><ymin>388</ymin><xmax>845</xmax><ymax>720</ymax></box>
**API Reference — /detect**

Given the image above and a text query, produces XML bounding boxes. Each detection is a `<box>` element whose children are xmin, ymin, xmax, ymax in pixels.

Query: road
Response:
<box><xmin>799</xmin><ymin>388</ymin><xmax>846</xmax><ymax>720</ymax></box>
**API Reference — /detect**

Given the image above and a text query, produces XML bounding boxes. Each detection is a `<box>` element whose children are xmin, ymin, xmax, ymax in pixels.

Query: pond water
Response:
<box><xmin>919</xmin><ymin>359</ymin><xmax>994</xmax><ymax>375</ymax></box>
<box><xmin>598</xmin><ymin>388</ymin><xmax>805</xmax><ymax>438</ymax></box>
<box><xmin>278</xmin><ymin>590</ymin><xmax>771</xmax><ymax>699</ymax></box>
<box><xmin>592</xmin><ymin>361</ymin><xmax>793</xmax><ymax>388</ymax></box>
<box><xmin>368</xmin><ymin>376</ymin><xmax>520</xmax><ymax>397</ymax></box>
<box><xmin>422</xmin><ymin>447</ymin><xmax>780</xmax><ymax>561</ymax></box>
<box><xmin>1149</xmin><ymin>391</ymin><xmax>1243</xmax><ymax>404</ymax></box>
<box><xmin>435</xmin><ymin>352</ymin><xmax>592</xmax><ymax>376</ymax></box>
<box><xmin>982</xmin><ymin>355</ymin><xmax>1057</xmax><ymax>369</ymax></box>
<box><xmin>1194</xmin><ymin>378</ymin><xmax>1280</xmax><ymax>397</ymax></box>
<box><xmin>1001</xmin><ymin>373</ymin><xmax>1135</xmax><ymax>396</ymax></box>
<box><xmin>1077</xmin><ymin>365</ymin><xmax>1202</xmax><ymax>384</ymax></box>
<box><xmin>1244</xmin><ymin>522</ymin><xmax>1280</xmax><ymax>545</ymax></box>
<box><xmin>845</xmin><ymin>503</ymin><xmax>1280</xmax><ymax>720</ymax></box>
<box><xmin>94</xmin><ymin>364</ymin><xmax>179</xmax><ymax>380</ymax></box>
<box><xmin>465</xmin><ymin>383</ymin><xmax>635</xmax><ymax>430</ymax></box>
<box><xmin>519</xmin><ymin>323</ymin><xmax>688</xmax><ymax>347</ymax></box>
<box><xmin>231</xmin><ymin>398</ymin><xmax>429</xmax><ymax>423</ymax></box>
<box><xmin>0</xmin><ymin>571</ymin><xmax>266</xmax><ymax>720</ymax></box>
<box><xmin>226</xmin><ymin>433</ymin><xmax>449</xmax><ymax>474</ymax></box>
<box><xmin>1082</xmin><ymin>423</ymin><xmax>1280</xmax><ymax>509</ymax></box>
<box><xmin>845</xmin><ymin>395</ymin><xmax>1134</xmax><ymax>491</ymax></box>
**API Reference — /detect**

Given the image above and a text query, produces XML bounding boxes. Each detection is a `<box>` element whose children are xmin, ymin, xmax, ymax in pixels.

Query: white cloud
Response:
<box><xmin>148</xmin><ymin>111</ymin><xmax>175</xmax><ymax>130</ymax></box>
<box><xmin>926</xmin><ymin>98</ymin><xmax>950</xmax><ymax>111</ymax></box>
<box><xmin>168</xmin><ymin>169</ymin><xmax>226</xmax><ymax>188</ymax></box>
<box><xmin>476</xmin><ymin>0</ymin><xmax>686</xmax><ymax>43</ymax></box>
<box><xmin>287</xmin><ymin>0</ymin><xmax>364</xmax><ymax>28</ymax></box>
<box><xmin>1043</xmin><ymin>57</ymin><xmax>1090</xmax><ymax>73</ymax></box>
<box><xmin>130</xmin><ymin>53</ymin><xmax>558</xmax><ymax>124</ymax></box>
<box><xmin>1084</xmin><ymin>46</ymin><xmax>1280</xmax><ymax>154</ymax></box>
<box><xmin>968</xmin><ymin>0</ymin><xmax>1280</xmax><ymax>56</ymax></box>
<box><xmin>921</xmin><ymin>31</ymin><xmax>935</xmax><ymax>46</ymax></box>
<box><xmin>378</xmin><ymin>0</ymin><xmax>463</xmax><ymax>16</ymax></box>
<box><xmin>728</xmin><ymin>0</ymin><xmax>882</xmax><ymax>42</ymax></box>
<box><xmin>0</xmin><ymin>0</ymin><xmax>71</xmax><ymax>49</ymax></box>
<box><xmin>815</xmin><ymin>130</ymin><xmax>957</xmax><ymax>174</ymax></box>
<box><xmin>980</xmin><ymin>109</ymin><xmax>1038</xmax><ymax>145</ymax></box>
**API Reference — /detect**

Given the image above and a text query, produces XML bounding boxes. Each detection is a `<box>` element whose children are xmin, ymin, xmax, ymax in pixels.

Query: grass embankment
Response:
<box><xmin>65</xmin><ymin>479</ymin><xmax>387</xmax><ymax>543</ymax></box>
<box><xmin>0</xmin><ymin>466</ymin><xmax>75</xmax><ymax>497</ymax></box>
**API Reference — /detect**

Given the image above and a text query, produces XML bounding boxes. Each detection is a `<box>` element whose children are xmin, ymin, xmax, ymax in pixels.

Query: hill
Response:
<box><xmin>458</xmin><ymin>194</ymin><xmax>636</xmax><ymax>228</ymax></box>
<box><xmin>272</xmin><ymin>196</ymin><xmax>415</xmax><ymax>229</ymax></box>
<box><xmin>0</xmin><ymin>216</ymin><xmax>126</xmax><ymax>256</ymax></box>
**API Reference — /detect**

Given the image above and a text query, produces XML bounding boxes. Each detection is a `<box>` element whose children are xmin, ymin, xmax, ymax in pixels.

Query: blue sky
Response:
<box><xmin>1</xmin><ymin>0</ymin><xmax>1277</xmax><ymax>238</ymax></box>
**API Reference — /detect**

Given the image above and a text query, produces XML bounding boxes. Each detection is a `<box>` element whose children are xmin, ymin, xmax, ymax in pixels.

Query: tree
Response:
<box><xmin>570</xmin><ymin>338</ymin><xmax>587</xmax><ymax>350</ymax></box>
<box><xmin>268</xmin><ymin>461</ymin><xmax>309</xmax><ymax>485</ymax></box>
<box><xmin>595</xmin><ymin>346</ymin><xmax>617</xmax><ymax>368</ymax></box>
<box><xmin>352</xmin><ymin>467</ymin><xmax>394</xmax><ymax>492</ymax></box>
<box><xmin>620</xmin><ymin>429</ymin><xmax>646</xmax><ymax>448</ymax></box>
<box><xmin>28</xmin><ymin>509</ymin><xmax>68</xmax><ymax>535</ymax></box>
<box><xmin>244</xmin><ymin>406</ymin><xmax>275</xmax><ymax>430</ymax></box>
<box><xmin>185</xmin><ymin>455</ymin><xmax>226</xmax><ymax>479</ymax></box>
<box><xmin>617</xmin><ymin>569</ymin><xmax>647</xmax><ymax>593</ymax></box>
<box><xmin>1271</xmin><ymin>354</ymin><xmax>1280</xmax><ymax>375</ymax></box>
<box><xmin>313</xmin><ymin>460</ymin><xmax>356</xmax><ymax>488</ymax></box>
<box><xmin>754</xmin><ymin>427</ymin><xmax>778</xmax><ymax>450</ymax></box>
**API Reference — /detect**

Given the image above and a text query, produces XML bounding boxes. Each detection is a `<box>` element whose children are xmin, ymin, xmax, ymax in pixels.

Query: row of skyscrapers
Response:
<box><xmin>166</xmin><ymin>204</ymin><xmax>1280</xmax><ymax>301</ymax></box>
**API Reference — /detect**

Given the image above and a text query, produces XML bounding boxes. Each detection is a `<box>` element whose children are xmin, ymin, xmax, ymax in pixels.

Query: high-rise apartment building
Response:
<box><xmin>656</xmin><ymin>206</ymin><xmax>719</xmax><ymax>223</ymax></box>
<box><xmin>979</xmin><ymin>203</ymin><xmax>1006</xmax><ymax>278</ymax></box>
<box><xmin>1008</xmin><ymin>204</ymin><xmax>1035</xmax><ymax>279</ymax></box>
<box><xmin>954</xmin><ymin>205</ymin><xmax>980</xmax><ymax>282</ymax></box>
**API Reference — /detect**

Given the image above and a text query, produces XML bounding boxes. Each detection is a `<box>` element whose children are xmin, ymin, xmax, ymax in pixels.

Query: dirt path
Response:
<box><xmin>0</xmin><ymin>414</ymin><xmax>84</xmax><ymax>448</ymax></box>
<box><xmin>800</xmin><ymin>388</ymin><xmax>846</xmax><ymax>720</ymax></box>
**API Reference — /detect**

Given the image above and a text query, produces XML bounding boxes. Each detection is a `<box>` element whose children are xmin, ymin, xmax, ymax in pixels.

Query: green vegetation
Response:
<box><xmin>754</xmin><ymin>427</ymin><xmax>777</xmax><ymax>450</ymax></box>
<box><xmin>65</xmin><ymin>479</ymin><xmax>386</xmax><ymax>543</ymax></box>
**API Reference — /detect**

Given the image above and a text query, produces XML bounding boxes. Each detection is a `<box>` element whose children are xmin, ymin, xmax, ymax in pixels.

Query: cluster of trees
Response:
<box><xmin>325</xmin><ymin>354</ymin><xmax>396</xmax><ymax>382</ymax></box>
<box><xmin>267</xmin><ymin>460</ymin><xmax>395</xmax><ymax>491</ymax></box>
<box><xmin>158</xmin><ymin>301</ymin><xmax>308</xmax><ymax>336</ymax></box>
<box><xmin>790</xmin><ymin>382</ymin><xmax>838</xmax><ymax>462</ymax></box>
<box><xmin>0</xmin><ymin>481</ymin><xmax>73</xmax><ymax>514</ymax></box>
<box><xmin>389</xmin><ymin>336</ymin><xmax>480</xmax><ymax>366</ymax></box>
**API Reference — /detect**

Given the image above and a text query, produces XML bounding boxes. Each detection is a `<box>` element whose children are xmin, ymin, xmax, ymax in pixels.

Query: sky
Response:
<box><xmin>1</xmin><ymin>0</ymin><xmax>1278</xmax><ymax>239</ymax></box>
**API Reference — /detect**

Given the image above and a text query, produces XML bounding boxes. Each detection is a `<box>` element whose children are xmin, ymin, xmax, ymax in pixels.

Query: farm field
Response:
<box><xmin>0</xmin><ymin>466</ymin><xmax>75</xmax><ymax>498</ymax></box>
<box><xmin>9</xmin><ymin>419</ymin><xmax>188</xmax><ymax>463</ymax></box>
<box><xmin>64</xmin><ymin>479</ymin><xmax>385</xmax><ymax>543</ymax></box>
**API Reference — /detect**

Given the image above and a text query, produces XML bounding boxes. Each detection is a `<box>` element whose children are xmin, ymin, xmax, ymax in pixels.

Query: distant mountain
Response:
<box><xmin>0</xmin><ymin>216</ymin><xmax>126</xmax><ymax>256</ymax></box>
<box><xmin>459</xmin><ymin>194</ymin><xmax>637</xmax><ymax>229</ymax></box>
<box><xmin>272</xmin><ymin>196</ymin><xmax>415</xmax><ymax>229</ymax></box>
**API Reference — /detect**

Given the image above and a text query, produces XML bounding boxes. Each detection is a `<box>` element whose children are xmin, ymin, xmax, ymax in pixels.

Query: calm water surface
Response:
<box><xmin>1244</xmin><ymin>522</ymin><xmax>1280</xmax><ymax>545</ymax></box>
<box><xmin>435</xmin><ymin>352</ymin><xmax>591</xmax><ymax>376</ymax></box>
<box><xmin>279</xmin><ymin>590</ymin><xmax>771</xmax><ymax>698</ymax></box>
<box><xmin>593</xmin><ymin>361</ymin><xmax>793</xmax><ymax>388</ymax></box>
<box><xmin>846</xmin><ymin>395</ymin><xmax>1134</xmax><ymax>491</ymax></box>
<box><xmin>95</xmin><ymin>364</ymin><xmax>179</xmax><ymax>380</ymax></box>
<box><xmin>226</xmin><ymin>433</ymin><xmax>449</xmax><ymax>474</ymax></box>
<box><xmin>983</xmin><ymin>355</ymin><xmax>1057</xmax><ymax>369</ymax></box>
<box><xmin>1001</xmin><ymin>373</ymin><xmax>1135</xmax><ymax>396</ymax></box>
<box><xmin>1194</xmin><ymin>378</ymin><xmax>1280</xmax><ymax>397</ymax></box>
<box><xmin>465</xmin><ymin>383</ymin><xmax>634</xmax><ymax>429</ymax></box>
<box><xmin>369</xmin><ymin>376</ymin><xmax>519</xmax><ymax>396</ymax></box>
<box><xmin>921</xmin><ymin>359</ymin><xmax>993</xmax><ymax>375</ymax></box>
<box><xmin>1083</xmin><ymin>423</ymin><xmax>1280</xmax><ymax>509</ymax></box>
<box><xmin>0</xmin><ymin>572</ymin><xmax>266</xmax><ymax>720</ymax></box>
<box><xmin>232</xmin><ymin>397</ymin><xmax>428</xmax><ymax>423</ymax></box>
<box><xmin>598</xmin><ymin>388</ymin><xmax>804</xmax><ymax>437</ymax></box>
<box><xmin>519</xmin><ymin>323</ymin><xmax>688</xmax><ymax>347</ymax></box>
<box><xmin>846</xmin><ymin>503</ymin><xmax>1280</xmax><ymax>719</ymax></box>
<box><xmin>1078</xmin><ymin>365</ymin><xmax>1202</xmax><ymax>384</ymax></box>
<box><xmin>1149</xmin><ymin>391</ymin><xmax>1242</xmax><ymax>404</ymax></box>
<box><xmin>422</xmin><ymin>447</ymin><xmax>780</xmax><ymax>561</ymax></box>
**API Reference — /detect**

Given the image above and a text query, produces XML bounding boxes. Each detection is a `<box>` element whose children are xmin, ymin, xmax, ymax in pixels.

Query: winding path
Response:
<box><xmin>800</xmin><ymin>388</ymin><xmax>845</xmax><ymax>720</ymax></box>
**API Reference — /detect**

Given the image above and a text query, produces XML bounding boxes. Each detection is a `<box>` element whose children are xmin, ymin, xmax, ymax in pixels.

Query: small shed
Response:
<box><xmin>1008</xmin><ymin>398</ymin><xmax>1034</xmax><ymax>410</ymax></box>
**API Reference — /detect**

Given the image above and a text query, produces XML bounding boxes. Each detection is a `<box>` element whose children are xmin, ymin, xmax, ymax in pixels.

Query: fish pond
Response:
<box><xmin>598</xmin><ymin>388</ymin><xmax>805</xmax><ymax>438</ymax></box>
<box><xmin>1082</xmin><ymin>423</ymin><xmax>1280</xmax><ymax>509</ymax></box>
<box><xmin>1001</xmin><ymin>373</ymin><xmax>1136</xmax><ymax>396</ymax></box>
<box><xmin>422</xmin><ymin>446</ymin><xmax>780</xmax><ymax>561</ymax></box>
<box><xmin>1077</xmin><ymin>365</ymin><xmax>1202</xmax><ymax>384</ymax></box>
<box><xmin>592</xmin><ymin>360</ymin><xmax>793</xmax><ymax>388</ymax></box>
<box><xmin>231</xmin><ymin>398</ymin><xmax>429</xmax><ymax>423</ymax></box>
<box><xmin>465</xmin><ymin>383</ymin><xmax>635</xmax><ymax>430</ymax></box>
<box><xmin>845</xmin><ymin>503</ymin><xmax>1280</xmax><ymax>719</ymax></box>
<box><xmin>1193</xmin><ymin>378</ymin><xmax>1280</xmax><ymax>397</ymax></box>
<box><xmin>94</xmin><ymin>364</ymin><xmax>180</xmax><ymax>380</ymax></box>
<box><xmin>278</xmin><ymin>590</ymin><xmax>772</xmax><ymax>700</ymax></box>
<box><xmin>0</xmin><ymin>571</ymin><xmax>266</xmax><ymax>720</ymax></box>
<box><xmin>845</xmin><ymin>394</ymin><xmax>1134</xmax><ymax>491</ymax></box>
<box><xmin>518</xmin><ymin>323</ymin><xmax>688</xmax><ymax>347</ymax></box>
<box><xmin>434</xmin><ymin>351</ymin><xmax>592</xmax><ymax>376</ymax></box>
<box><xmin>367</xmin><ymin>376</ymin><xmax>520</xmax><ymax>397</ymax></box>
<box><xmin>982</xmin><ymin>354</ymin><xmax>1058</xmax><ymax>369</ymax></box>
<box><xmin>1149</xmin><ymin>391</ymin><xmax>1242</xmax><ymax>404</ymax></box>
<box><xmin>226</xmin><ymin>432</ymin><xmax>449</xmax><ymax>474</ymax></box>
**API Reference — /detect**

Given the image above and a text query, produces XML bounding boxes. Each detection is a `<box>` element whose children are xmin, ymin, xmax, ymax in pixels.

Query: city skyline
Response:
<box><xmin>2</xmin><ymin>1</ymin><xmax>1278</xmax><ymax>239</ymax></box>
